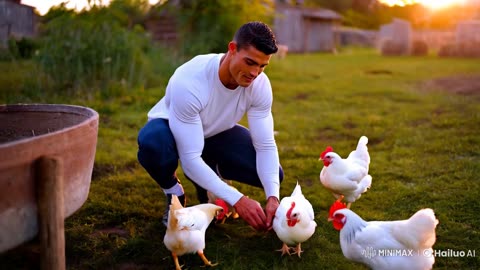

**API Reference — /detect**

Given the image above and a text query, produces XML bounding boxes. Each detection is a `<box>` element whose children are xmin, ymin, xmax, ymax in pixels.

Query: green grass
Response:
<box><xmin>1</xmin><ymin>47</ymin><xmax>479</xmax><ymax>269</ymax></box>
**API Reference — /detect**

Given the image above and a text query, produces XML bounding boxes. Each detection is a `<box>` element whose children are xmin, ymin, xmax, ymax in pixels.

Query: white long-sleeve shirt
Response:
<box><xmin>148</xmin><ymin>53</ymin><xmax>280</xmax><ymax>206</ymax></box>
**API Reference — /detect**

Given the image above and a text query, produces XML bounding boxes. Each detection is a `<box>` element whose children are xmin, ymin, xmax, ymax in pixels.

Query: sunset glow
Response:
<box><xmin>379</xmin><ymin>0</ymin><xmax>468</xmax><ymax>10</ymax></box>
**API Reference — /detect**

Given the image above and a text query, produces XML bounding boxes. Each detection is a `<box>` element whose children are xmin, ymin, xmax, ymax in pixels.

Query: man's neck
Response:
<box><xmin>218</xmin><ymin>53</ymin><xmax>238</xmax><ymax>90</ymax></box>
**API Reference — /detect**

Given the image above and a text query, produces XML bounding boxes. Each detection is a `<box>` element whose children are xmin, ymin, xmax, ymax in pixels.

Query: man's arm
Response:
<box><xmin>247</xmin><ymin>75</ymin><xmax>281</xmax><ymax>228</ymax></box>
<box><xmin>169</xmin><ymin>84</ymin><xmax>243</xmax><ymax>206</ymax></box>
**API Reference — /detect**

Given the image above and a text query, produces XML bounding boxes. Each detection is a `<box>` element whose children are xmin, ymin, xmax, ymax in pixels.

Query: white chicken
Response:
<box><xmin>328</xmin><ymin>200</ymin><xmax>439</xmax><ymax>270</ymax></box>
<box><xmin>272</xmin><ymin>182</ymin><xmax>317</xmax><ymax>257</ymax></box>
<box><xmin>319</xmin><ymin>135</ymin><xmax>372</xmax><ymax>208</ymax></box>
<box><xmin>163</xmin><ymin>195</ymin><xmax>223</xmax><ymax>270</ymax></box>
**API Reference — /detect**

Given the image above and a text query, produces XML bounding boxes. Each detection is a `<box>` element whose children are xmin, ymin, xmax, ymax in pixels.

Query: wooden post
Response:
<box><xmin>35</xmin><ymin>156</ymin><xmax>66</xmax><ymax>270</ymax></box>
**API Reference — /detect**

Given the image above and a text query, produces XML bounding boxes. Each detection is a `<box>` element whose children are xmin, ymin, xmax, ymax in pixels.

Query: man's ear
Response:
<box><xmin>228</xmin><ymin>41</ymin><xmax>237</xmax><ymax>53</ymax></box>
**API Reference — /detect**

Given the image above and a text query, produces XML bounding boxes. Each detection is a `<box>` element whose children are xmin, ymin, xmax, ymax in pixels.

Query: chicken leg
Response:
<box><xmin>276</xmin><ymin>243</ymin><xmax>292</xmax><ymax>256</ymax></box>
<box><xmin>292</xmin><ymin>243</ymin><xmax>304</xmax><ymax>258</ymax></box>
<box><xmin>172</xmin><ymin>252</ymin><xmax>183</xmax><ymax>270</ymax></box>
<box><xmin>198</xmin><ymin>250</ymin><xmax>218</xmax><ymax>267</ymax></box>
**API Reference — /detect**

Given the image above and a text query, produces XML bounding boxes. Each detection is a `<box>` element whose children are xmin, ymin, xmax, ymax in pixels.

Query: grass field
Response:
<box><xmin>1</xmin><ymin>48</ymin><xmax>479</xmax><ymax>269</ymax></box>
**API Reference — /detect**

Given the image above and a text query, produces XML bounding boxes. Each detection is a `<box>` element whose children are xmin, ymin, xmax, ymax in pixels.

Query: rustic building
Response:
<box><xmin>144</xmin><ymin>11</ymin><xmax>178</xmax><ymax>47</ymax></box>
<box><xmin>274</xmin><ymin>3</ymin><xmax>342</xmax><ymax>53</ymax></box>
<box><xmin>377</xmin><ymin>18</ymin><xmax>412</xmax><ymax>55</ymax></box>
<box><xmin>0</xmin><ymin>0</ymin><xmax>37</xmax><ymax>47</ymax></box>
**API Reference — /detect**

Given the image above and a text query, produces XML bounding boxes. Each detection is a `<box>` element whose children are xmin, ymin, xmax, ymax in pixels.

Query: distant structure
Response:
<box><xmin>377</xmin><ymin>18</ymin><xmax>412</xmax><ymax>55</ymax></box>
<box><xmin>456</xmin><ymin>20</ymin><xmax>480</xmax><ymax>44</ymax></box>
<box><xmin>0</xmin><ymin>0</ymin><xmax>37</xmax><ymax>47</ymax></box>
<box><xmin>438</xmin><ymin>19</ymin><xmax>480</xmax><ymax>58</ymax></box>
<box><xmin>274</xmin><ymin>1</ymin><xmax>342</xmax><ymax>53</ymax></box>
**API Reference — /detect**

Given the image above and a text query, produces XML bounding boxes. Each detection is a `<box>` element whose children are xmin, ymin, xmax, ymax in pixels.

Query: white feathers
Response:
<box><xmin>332</xmin><ymin>208</ymin><xmax>439</xmax><ymax>270</ymax></box>
<box><xmin>163</xmin><ymin>195</ymin><xmax>223</xmax><ymax>269</ymax></box>
<box><xmin>273</xmin><ymin>182</ymin><xmax>317</xmax><ymax>257</ymax></box>
<box><xmin>320</xmin><ymin>136</ymin><xmax>373</xmax><ymax>205</ymax></box>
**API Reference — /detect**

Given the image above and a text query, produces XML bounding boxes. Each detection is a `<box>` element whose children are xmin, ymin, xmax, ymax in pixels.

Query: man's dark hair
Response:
<box><xmin>233</xmin><ymin>21</ymin><xmax>278</xmax><ymax>55</ymax></box>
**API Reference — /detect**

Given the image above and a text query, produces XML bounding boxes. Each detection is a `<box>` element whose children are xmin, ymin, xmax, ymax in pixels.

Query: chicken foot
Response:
<box><xmin>197</xmin><ymin>250</ymin><xmax>218</xmax><ymax>267</ymax></box>
<box><xmin>292</xmin><ymin>243</ymin><xmax>304</xmax><ymax>258</ymax></box>
<box><xmin>276</xmin><ymin>243</ymin><xmax>293</xmax><ymax>256</ymax></box>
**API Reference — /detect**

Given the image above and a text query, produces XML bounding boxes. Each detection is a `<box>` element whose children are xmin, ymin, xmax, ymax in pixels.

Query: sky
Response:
<box><xmin>21</xmin><ymin>0</ymin><xmax>471</xmax><ymax>15</ymax></box>
<box><xmin>21</xmin><ymin>0</ymin><xmax>161</xmax><ymax>15</ymax></box>
<box><xmin>379</xmin><ymin>0</ymin><xmax>468</xmax><ymax>9</ymax></box>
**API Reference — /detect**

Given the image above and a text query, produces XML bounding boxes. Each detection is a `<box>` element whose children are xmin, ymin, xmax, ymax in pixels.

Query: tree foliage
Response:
<box><xmin>169</xmin><ymin>0</ymin><xmax>275</xmax><ymax>55</ymax></box>
<box><xmin>34</xmin><ymin>0</ymin><xmax>152</xmax><ymax>96</ymax></box>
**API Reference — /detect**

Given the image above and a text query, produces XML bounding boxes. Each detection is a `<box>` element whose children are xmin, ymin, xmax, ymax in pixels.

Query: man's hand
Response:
<box><xmin>265</xmin><ymin>196</ymin><xmax>279</xmax><ymax>230</ymax></box>
<box><xmin>233</xmin><ymin>196</ymin><xmax>267</xmax><ymax>231</ymax></box>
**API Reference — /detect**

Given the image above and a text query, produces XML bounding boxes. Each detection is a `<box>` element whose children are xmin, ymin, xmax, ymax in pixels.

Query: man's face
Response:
<box><xmin>228</xmin><ymin>42</ymin><xmax>271</xmax><ymax>88</ymax></box>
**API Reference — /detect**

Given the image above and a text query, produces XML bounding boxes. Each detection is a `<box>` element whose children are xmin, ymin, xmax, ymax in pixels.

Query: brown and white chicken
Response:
<box><xmin>272</xmin><ymin>182</ymin><xmax>317</xmax><ymax>257</ymax></box>
<box><xmin>319</xmin><ymin>135</ymin><xmax>372</xmax><ymax>208</ymax></box>
<box><xmin>163</xmin><ymin>195</ymin><xmax>223</xmax><ymax>270</ymax></box>
<box><xmin>328</xmin><ymin>200</ymin><xmax>438</xmax><ymax>270</ymax></box>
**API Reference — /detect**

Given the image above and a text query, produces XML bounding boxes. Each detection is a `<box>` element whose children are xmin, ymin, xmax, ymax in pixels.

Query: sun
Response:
<box><xmin>379</xmin><ymin>0</ymin><xmax>467</xmax><ymax>10</ymax></box>
<box><xmin>416</xmin><ymin>0</ymin><xmax>467</xmax><ymax>10</ymax></box>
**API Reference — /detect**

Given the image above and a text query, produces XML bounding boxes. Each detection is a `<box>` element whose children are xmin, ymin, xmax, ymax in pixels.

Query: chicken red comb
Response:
<box><xmin>328</xmin><ymin>200</ymin><xmax>347</xmax><ymax>218</ymax></box>
<box><xmin>215</xmin><ymin>198</ymin><xmax>228</xmax><ymax>220</ymax></box>
<box><xmin>320</xmin><ymin>146</ymin><xmax>334</xmax><ymax>159</ymax></box>
<box><xmin>215</xmin><ymin>198</ymin><xmax>228</xmax><ymax>211</ymax></box>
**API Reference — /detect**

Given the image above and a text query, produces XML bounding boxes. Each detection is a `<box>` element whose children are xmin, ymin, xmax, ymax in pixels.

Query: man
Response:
<box><xmin>137</xmin><ymin>21</ymin><xmax>283</xmax><ymax>231</ymax></box>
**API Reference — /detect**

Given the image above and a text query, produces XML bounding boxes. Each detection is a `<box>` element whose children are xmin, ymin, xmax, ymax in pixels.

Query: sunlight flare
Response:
<box><xmin>379</xmin><ymin>0</ymin><xmax>468</xmax><ymax>9</ymax></box>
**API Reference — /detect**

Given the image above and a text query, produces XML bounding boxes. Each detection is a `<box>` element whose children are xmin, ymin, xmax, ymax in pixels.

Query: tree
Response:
<box><xmin>173</xmin><ymin>0</ymin><xmax>275</xmax><ymax>55</ymax></box>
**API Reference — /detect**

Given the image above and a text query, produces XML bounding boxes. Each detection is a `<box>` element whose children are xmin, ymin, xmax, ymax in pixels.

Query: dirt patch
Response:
<box><xmin>422</xmin><ymin>75</ymin><xmax>480</xmax><ymax>95</ymax></box>
<box><xmin>90</xmin><ymin>227</ymin><xmax>130</xmax><ymax>238</ymax></box>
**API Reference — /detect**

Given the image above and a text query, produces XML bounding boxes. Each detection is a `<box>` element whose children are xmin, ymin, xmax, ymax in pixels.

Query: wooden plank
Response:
<box><xmin>35</xmin><ymin>156</ymin><xmax>65</xmax><ymax>270</ymax></box>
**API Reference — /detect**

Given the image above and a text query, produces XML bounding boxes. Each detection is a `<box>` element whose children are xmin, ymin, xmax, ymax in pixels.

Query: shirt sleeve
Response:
<box><xmin>247</xmin><ymin>75</ymin><xmax>280</xmax><ymax>200</ymax></box>
<box><xmin>168</xmin><ymin>81</ymin><xmax>244</xmax><ymax>206</ymax></box>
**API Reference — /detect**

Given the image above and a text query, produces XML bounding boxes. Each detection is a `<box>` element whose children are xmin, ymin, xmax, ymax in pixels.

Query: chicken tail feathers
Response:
<box><xmin>347</xmin><ymin>136</ymin><xmax>370</xmax><ymax>168</ymax></box>
<box><xmin>394</xmin><ymin>208</ymin><xmax>439</xmax><ymax>250</ymax></box>
<box><xmin>358</xmin><ymin>136</ymin><xmax>368</xmax><ymax>148</ymax></box>
<box><xmin>409</xmin><ymin>208</ymin><xmax>439</xmax><ymax>249</ymax></box>
<box><xmin>291</xmin><ymin>182</ymin><xmax>303</xmax><ymax>197</ymax></box>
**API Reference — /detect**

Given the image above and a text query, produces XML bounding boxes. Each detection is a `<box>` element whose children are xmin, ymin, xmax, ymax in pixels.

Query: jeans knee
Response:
<box><xmin>137</xmin><ymin>119</ymin><xmax>178</xmax><ymax>169</ymax></box>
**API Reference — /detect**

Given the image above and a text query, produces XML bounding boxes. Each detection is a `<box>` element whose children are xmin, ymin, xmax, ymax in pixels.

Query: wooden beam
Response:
<box><xmin>35</xmin><ymin>156</ymin><xmax>66</xmax><ymax>270</ymax></box>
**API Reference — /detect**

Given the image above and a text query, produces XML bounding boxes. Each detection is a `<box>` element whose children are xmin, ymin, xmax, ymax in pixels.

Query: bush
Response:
<box><xmin>35</xmin><ymin>12</ymin><xmax>151</xmax><ymax>96</ymax></box>
<box><xmin>0</xmin><ymin>48</ymin><xmax>14</xmax><ymax>61</ymax></box>
<box><xmin>173</xmin><ymin>0</ymin><xmax>275</xmax><ymax>56</ymax></box>
<box><xmin>380</xmin><ymin>39</ymin><xmax>406</xmax><ymax>56</ymax></box>
<box><xmin>438</xmin><ymin>43</ymin><xmax>458</xmax><ymax>57</ymax></box>
<box><xmin>438</xmin><ymin>42</ymin><xmax>480</xmax><ymax>58</ymax></box>
<box><xmin>411</xmin><ymin>40</ymin><xmax>428</xmax><ymax>56</ymax></box>
<box><xmin>458</xmin><ymin>42</ymin><xmax>480</xmax><ymax>58</ymax></box>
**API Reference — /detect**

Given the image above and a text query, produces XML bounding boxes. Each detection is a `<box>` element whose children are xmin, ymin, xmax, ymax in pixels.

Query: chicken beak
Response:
<box><xmin>327</xmin><ymin>217</ymin><xmax>333</xmax><ymax>222</ymax></box>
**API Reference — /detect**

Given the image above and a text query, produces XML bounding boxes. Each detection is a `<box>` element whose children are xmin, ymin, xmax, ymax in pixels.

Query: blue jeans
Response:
<box><xmin>137</xmin><ymin>118</ymin><xmax>284</xmax><ymax>202</ymax></box>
